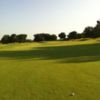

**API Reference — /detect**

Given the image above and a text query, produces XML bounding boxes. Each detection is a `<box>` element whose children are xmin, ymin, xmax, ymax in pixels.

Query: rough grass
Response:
<box><xmin>0</xmin><ymin>39</ymin><xmax>100</xmax><ymax>100</ymax></box>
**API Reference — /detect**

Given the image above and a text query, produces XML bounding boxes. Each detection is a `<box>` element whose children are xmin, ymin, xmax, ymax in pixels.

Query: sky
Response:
<box><xmin>0</xmin><ymin>0</ymin><xmax>100</xmax><ymax>39</ymax></box>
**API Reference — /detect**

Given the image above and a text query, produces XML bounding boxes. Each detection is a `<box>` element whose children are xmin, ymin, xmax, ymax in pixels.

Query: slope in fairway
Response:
<box><xmin>0</xmin><ymin>40</ymin><xmax>100</xmax><ymax>100</ymax></box>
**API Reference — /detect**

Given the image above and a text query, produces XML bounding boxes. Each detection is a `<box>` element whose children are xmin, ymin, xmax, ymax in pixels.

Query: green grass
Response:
<box><xmin>0</xmin><ymin>39</ymin><xmax>100</xmax><ymax>100</ymax></box>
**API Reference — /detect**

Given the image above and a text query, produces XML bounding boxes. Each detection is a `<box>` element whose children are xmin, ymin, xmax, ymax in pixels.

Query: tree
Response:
<box><xmin>83</xmin><ymin>26</ymin><xmax>94</xmax><ymax>38</ymax></box>
<box><xmin>97</xmin><ymin>20</ymin><xmax>100</xmax><ymax>25</ymax></box>
<box><xmin>58</xmin><ymin>32</ymin><xmax>66</xmax><ymax>40</ymax></box>
<box><xmin>9</xmin><ymin>34</ymin><xmax>17</xmax><ymax>43</ymax></box>
<box><xmin>34</xmin><ymin>33</ymin><xmax>57</xmax><ymax>42</ymax></box>
<box><xmin>1</xmin><ymin>35</ymin><xmax>10</xmax><ymax>44</ymax></box>
<box><xmin>92</xmin><ymin>20</ymin><xmax>100</xmax><ymax>38</ymax></box>
<box><xmin>16</xmin><ymin>34</ymin><xmax>27</xmax><ymax>43</ymax></box>
<box><xmin>50</xmin><ymin>34</ymin><xmax>57</xmax><ymax>40</ymax></box>
<box><xmin>77</xmin><ymin>33</ymin><xmax>83</xmax><ymax>39</ymax></box>
<box><xmin>34</xmin><ymin>34</ymin><xmax>45</xmax><ymax>42</ymax></box>
<box><xmin>67</xmin><ymin>31</ymin><xmax>78</xmax><ymax>39</ymax></box>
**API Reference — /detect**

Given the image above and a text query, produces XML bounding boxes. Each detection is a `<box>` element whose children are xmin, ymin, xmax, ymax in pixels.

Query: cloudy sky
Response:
<box><xmin>0</xmin><ymin>0</ymin><xmax>100</xmax><ymax>38</ymax></box>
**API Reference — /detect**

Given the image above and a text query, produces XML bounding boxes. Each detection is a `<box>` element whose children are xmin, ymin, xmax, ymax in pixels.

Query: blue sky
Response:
<box><xmin>0</xmin><ymin>0</ymin><xmax>100</xmax><ymax>39</ymax></box>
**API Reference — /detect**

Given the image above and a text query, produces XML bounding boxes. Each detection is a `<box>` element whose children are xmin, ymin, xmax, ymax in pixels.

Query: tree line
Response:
<box><xmin>1</xmin><ymin>20</ymin><xmax>100</xmax><ymax>44</ymax></box>
<box><xmin>1</xmin><ymin>34</ymin><xmax>27</xmax><ymax>44</ymax></box>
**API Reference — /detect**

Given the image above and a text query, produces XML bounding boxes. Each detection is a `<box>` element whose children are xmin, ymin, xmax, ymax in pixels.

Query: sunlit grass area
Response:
<box><xmin>0</xmin><ymin>39</ymin><xmax>100</xmax><ymax>100</ymax></box>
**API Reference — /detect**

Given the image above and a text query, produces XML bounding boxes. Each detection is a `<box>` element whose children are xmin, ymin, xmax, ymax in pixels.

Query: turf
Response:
<box><xmin>0</xmin><ymin>39</ymin><xmax>100</xmax><ymax>100</ymax></box>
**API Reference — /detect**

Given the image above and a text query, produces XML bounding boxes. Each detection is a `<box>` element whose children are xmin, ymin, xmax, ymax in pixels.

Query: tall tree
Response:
<box><xmin>92</xmin><ymin>20</ymin><xmax>100</xmax><ymax>38</ymax></box>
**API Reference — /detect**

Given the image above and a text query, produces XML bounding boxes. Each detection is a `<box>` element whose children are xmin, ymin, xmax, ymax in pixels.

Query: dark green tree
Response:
<box><xmin>34</xmin><ymin>34</ymin><xmax>45</xmax><ymax>42</ymax></box>
<box><xmin>67</xmin><ymin>31</ymin><xmax>78</xmax><ymax>39</ymax></box>
<box><xmin>83</xmin><ymin>26</ymin><xmax>94</xmax><ymax>38</ymax></box>
<box><xmin>1</xmin><ymin>35</ymin><xmax>10</xmax><ymax>44</ymax></box>
<box><xmin>34</xmin><ymin>33</ymin><xmax>57</xmax><ymax>42</ymax></box>
<box><xmin>16</xmin><ymin>34</ymin><xmax>27</xmax><ymax>43</ymax></box>
<box><xmin>58</xmin><ymin>32</ymin><xmax>66</xmax><ymax>40</ymax></box>
<box><xmin>9</xmin><ymin>34</ymin><xmax>17</xmax><ymax>43</ymax></box>
<box><xmin>50</xmin><ymin>34</ymin><xmax>57</xmax><ymax>40</ymax></box>
<box><xmin>92</xmin><ymin>20</ymin><xmax>100</xmax><ymax>38</ymax></box>
<box><xmin>77</xmin><ymin>33</ymin><xmax>83</xmax><ymax>39</ymax></box>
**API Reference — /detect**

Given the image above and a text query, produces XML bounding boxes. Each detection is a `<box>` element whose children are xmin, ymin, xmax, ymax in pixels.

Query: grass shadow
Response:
<box><xmin>0</xmin><ymin>43</ymin><xmax>100</xmax><ymax>63</ymax></box>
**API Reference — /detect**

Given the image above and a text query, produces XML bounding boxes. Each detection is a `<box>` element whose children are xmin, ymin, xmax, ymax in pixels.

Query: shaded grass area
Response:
<box><xmin>0</xmin><ymin>43</ymin><xmax>100</xmax><ymax>63</ymax></box>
